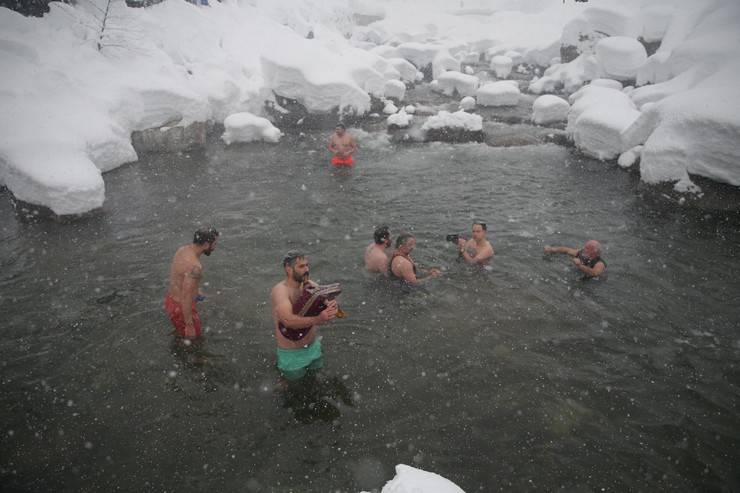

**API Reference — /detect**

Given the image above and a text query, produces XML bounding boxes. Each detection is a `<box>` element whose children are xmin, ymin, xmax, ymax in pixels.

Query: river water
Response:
<box><xmin>1</xmin><ymin>94</ymin><xmax>740</xmax><ymax>492</ymax></box>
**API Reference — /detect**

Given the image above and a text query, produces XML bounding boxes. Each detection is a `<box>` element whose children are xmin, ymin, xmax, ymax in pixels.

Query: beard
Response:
<box><xmin>292</xmin><ymin>270</ymin><xmax>308</xmax><ymax>283</ymax></box>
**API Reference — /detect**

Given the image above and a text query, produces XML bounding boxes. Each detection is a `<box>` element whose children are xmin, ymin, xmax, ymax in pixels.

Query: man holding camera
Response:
<box><xmin>455</xmin><ymin>222</ymin><xmax>494</xmax><ymax>265</ymax></box>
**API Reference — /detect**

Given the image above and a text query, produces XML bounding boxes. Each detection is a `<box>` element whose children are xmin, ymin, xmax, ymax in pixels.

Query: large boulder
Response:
<box><xmin>434</xmin><ymin>71</ymin><xmax>479</xmax><ymax>97</ymax></box>
<box><xmin>594</xmin><ymin>36</ymin><xmax>647</xmax><ymax>80</ymax></box>
<box><xmin>477</xmin><ymin>81</ymin><xmax>520</xmax><ymax>107</ymax></box>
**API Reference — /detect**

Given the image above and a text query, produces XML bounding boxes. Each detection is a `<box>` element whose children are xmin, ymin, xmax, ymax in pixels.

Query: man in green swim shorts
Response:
<box><xmin>270</xmin><ymin>251</ymin><xmax>338</xmax><ymax>381</ymax></box>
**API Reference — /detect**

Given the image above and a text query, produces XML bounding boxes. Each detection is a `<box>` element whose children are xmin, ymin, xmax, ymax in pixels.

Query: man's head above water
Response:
<box><xmin>334</xmin><ymin>122</ymin><xmax>346</xmax><ymax>135</ymax></box>
<box><xmin>193</xmin><ymin>227</ymin><xmax>219</xmax><ymax>256</ymax></box>
<box><xmin>582</xmin><ymin>240</ymin><xmax>601</xmax><ymax>259</ymax></box>
<box><xmin>283</xmin><ymin>250</ymin><xmax>309</xmax><ymax>283</ymax></box>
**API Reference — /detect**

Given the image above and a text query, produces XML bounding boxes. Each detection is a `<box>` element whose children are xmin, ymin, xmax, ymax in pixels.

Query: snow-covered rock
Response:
<box><xmin>594</xmin><ymin>36</ymin><xmax>647</xmax><ymax>80</ymax></box>
<box><xmin>477</xmin><ymin>81</ymin><xmax>520</xmax><ymax>107</ymax></box>
<box><xmin>367</xmin><ymin>464</ymin><xmax>465</xmax><ymax>493</ymax></box>
<box><xmin>459</xmin><ymin>96</ymin><xmax>476</xmax><ymax>111</ymax></box>
<box><xmin>464</xmin><ymin>66</ymin><xmax>475</xmax><ymax>75</ymax></box>
<box><xmin>528</xmin><ymin>54</ymin><xmax>603</xmax><ymax>94</ymax></box>
<box><xmin>397</xmin><ymin>42</ymin><xmax>444</xmax><ymax>69</ymax></box>
<box><xmin>432</xmin><ymin>50</ymin><xmax>460</xmax><ymax>80</ymax></box>
<box><xmin>370</xmin><ymin>44</ymin><xmax>401</xmax><ymax>60</ymax></box>
<box><xmin>434</xmin><ymin>71</ymin><xmax>479</xmax><ymax>97</ymax></box>
<box><xmin>490</xmin><ymin>55</ymin><xmax>513</xmax><ymax>78</ymax></box>
<box><xmin>532</xmin><ymin>95</ymin><xmax>569</xmax><ymax>125</ymax></box>
<box><xmin>589</xmin><ymin>78</ymin><xmax>623</xmax><ymax>91</ymax></box>
<box><xmin>404</xmin><ymin>105</ymin><xmax>416</xmax><ymax>114</ymax></box>
<box><xmin>383</xmin><ymin>100</ymin><xmax>399</xmax><ymax>114</ymax></box>
<box><xmin>387</xmin><ymin>108</ymin><xmax>412</xmax><ymax>128</ymax></box>
<box><xmin>384</xmin><ymin>79</ymin><xmax>406</xmax><ymax>101</ymax></box>
<box><xmin>618</xmin><ymin>145</ymin><xmax>643</xmax><ymax>168</ymax></box>
<box><xmin>221</xmin><ymin>112</ymin><xmax>281</xmax><ymax>144</ymax></box>
<box><xmin>462</xmin><ymin>51</ymin><xmax>480</xmax><ymax>64</ymax></box>
<box><xmin>387</xmin><ymin>57</ymin><xmax>419</xmax><ymax>82</ymax></box>
<box><xmin>422</xmin><ymin>110</ymin><xmax>482</xmax><ymax>132</ymax></box>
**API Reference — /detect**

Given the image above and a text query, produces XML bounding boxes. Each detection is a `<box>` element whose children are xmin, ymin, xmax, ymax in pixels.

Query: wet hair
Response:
<box><xmin>374</xmin><ymin>225</ymin><xmax>390</xmax><ymax>244</ymax></box>
<box><xmin>282</xmin><ymin>250</ymin><xmax>305</xmax><ymax>268</ymax></box>
<box><xmin>473</xmin><ymin>221</ymin><xmax>487</xmax><ymax>231</ymax></box>
<box><xmin>395</xmin><ymin>232</ymin><xmax>415</xmax><ymax>249</ymax></box>
<box><xmin>193</xmin><ymin>227</ymin><xmax>219</xmax><ymax>245</ymax></box>
<box><xmin>335</xmin><ymin>123</ymin><xmax>346</xmax><ymax>130</ymax></box>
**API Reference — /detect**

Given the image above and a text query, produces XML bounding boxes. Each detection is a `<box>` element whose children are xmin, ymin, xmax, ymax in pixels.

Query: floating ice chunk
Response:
<box><xmin>221</xmin><ymin>112</ymin><xmax>282</xmax><ymax>144</ymax></box>
<box><xmin>387</xmin><ymin>108</ymin><xmax>412</xmax><ymax>128</ymax></box>
<box><xmin>476</xmin><ymin>81</ymin><xmax>520</xmax><ymax>107</ymax></box>
<box><xmin>594</xmin><ymin>36</ymin><xmax>647</xmax><ymax>80</ymax></box>
<box><xmin>432</xmin><ymin>50</ymin><xmax>460</xmax><ymax>80</ymax></box>
<box><xmin>384</xmin><ymin>79</ymin><xmax>406</xmax><ymax>101</ymax></box>
<box><xmin>421</xmin><ymin>110</ymin><xmax>482</xmax><ymax>132</ymax></box>
<box><xmin>490</xmin><ymin>55</ymin><xmax>513</xmax><ymax>78</ymax></box>
<box><xmin>589</xmin><ymin>78</ymin><xmax>623</xmax><ymax>91</ymax></box>
<box><xmin>371</xmin><ymin>464</ymin><xmax>465</xmax><ymax>493</ymax></box>
<box><xmin>618</xmin><ymin>145</ymin><xmax>643</xmax><ymax>168</ymax></box>
<box><xmin>433</xmin><ymin>71</ymin><xmax>479</xmax><ymax>97</ymax></box>
<box><xmin>532</xmin><ymin>95</ymin><xmax>569</xmax><ymax>125</ymax></box>
<box><xmin>459</xmin><ymin>96</ymin><xmax>476</xmax><ymax>111</ymax></box>
<box><xmin>383</xmin><ymin>101</ymin><xmax>399</xmax><ymax>114</ymax></box>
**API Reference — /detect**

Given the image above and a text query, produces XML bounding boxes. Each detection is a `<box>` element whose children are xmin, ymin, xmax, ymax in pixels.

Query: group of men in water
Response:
<box><xmin>162</xmin><ymin>123</ymin><xmax>605</xmax><ymax>380</ymax></box>
<box><xmin>163</xmin><ymin>223</ymin><xmax>605</xmax><ymax>381</ymax></box>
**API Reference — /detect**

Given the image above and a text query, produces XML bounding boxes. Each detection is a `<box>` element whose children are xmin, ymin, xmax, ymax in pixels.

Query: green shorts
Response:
<box><xmin>276</xmin><ymin>338</ymin><xmax>323</xmax><ymax>381</ymax></box>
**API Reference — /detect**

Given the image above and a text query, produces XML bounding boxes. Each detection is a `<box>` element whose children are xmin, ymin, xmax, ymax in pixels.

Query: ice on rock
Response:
<box><xmin>221</xmin><ymin>112</ymin><xmax>282</xmax><ymax>144</ymax></box>
<box><xmin>432</xmin><ymin>50</ymin><xmax>460</xmax><ymax>80</ymax></box>
<box><xmin>594</xmin><ymin>36</ymin><xmax>647</xmax><ymax>80</ymax></box>
<box><xmin>422</xmin><ymin>110</ymin><xmax>482</xmax><ymax>132</ymax></box>
<box><xmin>459</xmin><ymin>96</ymin><xmax>476</xmax><ymax>111</ymax></box>
<box><xmin>387</xmin><ymin>108</ymin><xmax>412</xmax><ymax>128</ymax></box>
<box><xmin>384</xmin><ymin>79</ymin><xmax>406</xmax><ymax>101</ymax></box>
<box><xmin>434</xmin><ymin>71</ymin><xmax>479</xmax><ymax>97</ymax></box>
<box><xmin>532</xmin><ymin>95</ymin><xmax>569</xmax><ymax>125</ymax></box>
<box><xmin>476</xmin><ymin>81</ymin><xmax>520</xmax><ymax>107</ymax></box>
<box><xmin>490</xmin><ymin>55</ymin><xmax>513</xmax><ymax>78</ymax></box>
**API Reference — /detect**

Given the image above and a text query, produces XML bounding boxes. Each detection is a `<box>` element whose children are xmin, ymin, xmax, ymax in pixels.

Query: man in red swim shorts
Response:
<box><xmin>328</xmin><ymin>123</ymin><xmax>357</xmax><ymax>167</ymax></box>
<box><xmin>164</xmin><ymin>227</ymin><xmax>219</xmax><ymax>339</ymax></box>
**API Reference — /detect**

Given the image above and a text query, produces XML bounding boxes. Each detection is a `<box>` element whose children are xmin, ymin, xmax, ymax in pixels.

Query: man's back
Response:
<box><xmin>364</xmin><ymin>243</ymin><xmax>389</xmax><ymax>274</ymax></box>
<box><xmin>168</xmin><ymin>246</ymin><xmax>200</xmax><ymax>303</ymax></box>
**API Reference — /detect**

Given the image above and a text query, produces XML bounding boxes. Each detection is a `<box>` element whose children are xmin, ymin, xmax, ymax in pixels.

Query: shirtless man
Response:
<box><xmin>457</xmin><ymin>221</ymin><xmax>494</xmax><ymax>265</ymax></box>
<box><xmin>390</xmin><ymin>233</ymin><xmax>441</xmax><ymax>285</ymax></box>
<box><xmin>364</xmin><ymin>225</ymin><xmax>392</xmax><ymax>274</ymax></box>
<box><xmin>544</xmin><ymin>239</ymin><xmax>606</xmax><ymax>278</ymax></box>
<box><xmin>328</xmin><ymin>123</ymin><xmax>357</xmax><ymax>167</ymax></box>
<box><xmin>164</xmin><ymin>227</ymin><xmax>219</xmax><ymax>339</ymax></box>
<box><xmin>271</xmin><ymin>251</ymin><xmax>338</xmax><ymax>381</ymax></box>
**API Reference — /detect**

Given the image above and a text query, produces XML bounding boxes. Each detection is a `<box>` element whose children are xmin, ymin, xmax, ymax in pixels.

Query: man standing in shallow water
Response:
<box><xmin>271</xmin><ymin>251</ymin><xmax>338</xmax><ymax>381</ymax></box>
<box><xmin>390</xmin><ymin>233</ymin><xmax>442</xmax><ymax>285</ymax></box>
<box><xmin>457</xmin><ymin>221</ymin><xmax>494</xmax><ymax>265</ymax></box>
<box><xmin>328</xmin><ymin>123</ymin><xmax>357</xmax><ymax>167</ymax></box>
<box><xmin>364</xmin><ymin>225</ymin><xmax>392</xmax><ymax>274</ymax></box>
<box><xmin>164</xmin><ymin>227</ymin><xmax>219</xmax><ymax>339</ymax></box>
<box><xmin>544</xmin><ymin>239</ymin><xmax>606</xmax><ymax>278</ymax></box>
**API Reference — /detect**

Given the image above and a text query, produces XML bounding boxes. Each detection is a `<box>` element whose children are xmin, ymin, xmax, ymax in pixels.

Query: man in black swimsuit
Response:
<box><xmin>544</xmin><ymin>240</ymin><xmax>606</xmax><ymax>278</ymax></box>
<box><xmin>270</xmin><ymin>251</ymin><xmax>337</xmax><ymax>381</ymax></box>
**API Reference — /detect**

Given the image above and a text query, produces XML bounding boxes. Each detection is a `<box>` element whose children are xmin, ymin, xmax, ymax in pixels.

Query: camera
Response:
<box><xmin>446</xmin><ymin>234</ymin><xmax>460</xmax><ymax>243</ymax></box>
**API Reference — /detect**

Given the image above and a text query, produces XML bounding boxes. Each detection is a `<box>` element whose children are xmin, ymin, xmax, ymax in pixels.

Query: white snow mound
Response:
<box><xmin>434</xmin><ymin>71</ymin><xmax>479</xmax><ymax>97</ymax></box>
<box><xmin>532</xmin><ymin>95</ymin><xmax>569</xmax><ymax>125</ymax></box>
<box><xmin>594</xmin><ymin>36</ymin><xmax>647</xmax><ymax>80</ymax></box>
<box><xmin>422</xmin><ymin>110</ymin><xmax>482</xmax><ymax>132</ymax></box>
<box><xmin>221</xmin><ymin>113</ymin><xmax>281</xmax><ymax>144</ymax></box>
<box><xmin>477</xmin><ymin>81</ymin><xmax>520</xmax><ymax>107</ymax></box>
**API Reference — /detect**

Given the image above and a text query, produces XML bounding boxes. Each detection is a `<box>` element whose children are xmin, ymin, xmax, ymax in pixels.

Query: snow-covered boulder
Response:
<box><xmin>221</xmin><ymin>112</ymin><xmax>282</xmax><ymax>144</ymax></box>
<box><xmin>459</xmin><ymin>96</ymin><xmax>476</xmax><ymax>111</ymax></box>
<box><xmin>368</xmin><ymin>464</ymin><xmax>465</xmax><ymax>493</ymax></box>
<box><xmin>462</xmin><ymin>51</ymin><xmax>480</xmax><ymax>64</ymax></box>
<box><xmin>594</xmin><ymin>36</ymin><xmax>647</xmax><ymax>80</ymax></box>
<box><xmin>528</xmin><ymin>54</ymin><xmax>603</xmax><ymax>94</ymax></box>
<box><xmin>384</xmin><ymin>79</ymin><xmax>406</xmax><ymax>101</ymax></box>
<box><xmin>387</xmin><ymin>57</ymin><xmax>418</xmax><ymax>82</ymax></box>
<box><xmin>387</xmin><ymin>108</ymin><xmax>412</xmax><ymax>128</ymax></box>
<box><xmin>404</xmin><ymin>105</ymin><xmax>416</xmax><ymax>114</ymax></box>
<box><xmin>383</xmin><ymin>100</ymin><xmax>399</xmax><ymax>114</ymax></box>
<box><xmin>397</xmin><ymin>42</ymin><xmax>444</xmax><ymax>69</ymax></box>
<box><xmin>490</xmin><ymin>55</ymin><xmax>513</xmax><ymax>78</ymax></box>
<box><xmin>370</xmin><ymin>45</ymin><xmax>401</xmax><ymax>60</ymax></box>
<box><xmin>434</xmin><ymin>71</ymin><xmax>479</xmax><ymax>97</ymax></box>
<box><xmin>589</xmin><ymin>78</ymin><xmax>623</xmax><ymax>91</ymax></box>
<box><xmin>477</xmin><ymin>81</ymin><xmax>520</xmax><ymax>107</ymax></box>
<box><xmin>618</xmin><ymin>145</ymin><xmax>643</xmax><ymax>168</ymax></box>
<box><xmin>532</xmin><ymin>95</ymin><xmax>569</xmax><ymax>125</ymax></box>
<box><xmin>432</xmin><ymin>50</ymin><xmax>460</xmax><ymax>80</ymax></box>
<box><xmin>421</xmin><ymin>109</ymin><xmax>483</xmax><ymax>142</ymax></box>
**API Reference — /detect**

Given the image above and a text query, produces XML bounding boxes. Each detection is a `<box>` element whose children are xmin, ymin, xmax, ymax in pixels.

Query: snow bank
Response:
<box><xmin>434</xmin><ymin>71</ymin><xmax>479</xmax><ymax>97</ymax></box>
<box><xmin>221</xmin><ymin>113</ymin><xmax>281</xmax><ymax>144</ymax></box>
<box><xmin>476</xmin><ymin>81</ymin><xmax>520</xmax><ymax>107</ymax></box>
<box><xmin>594</xmin><ymin>36</ymin><xmax>647</xmax><ymax>80</ymax></box>
<box><xmin>364</xmin><ymin>464</ymin><xmax>465</xmax><ymax>493</ymax></box>
<box><xmin>532</xmin><ymin>95</ymin><xmax>569</xmax><ymax>125</ymax></box>
<box><xmin>422</xmin><ymin>110</ymin><xmax>482</xmax><ymax>132</ymax></box>
<box><xmin>490</xmin><ymin>55</ymin><xmax>513</xmax><ymax>78</ymax></box>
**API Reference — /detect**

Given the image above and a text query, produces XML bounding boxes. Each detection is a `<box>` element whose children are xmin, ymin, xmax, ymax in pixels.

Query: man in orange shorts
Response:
<box><xmin>163</xmin><ymin>227</ymin><xmax>219</xmax><ymax>339</ymax></box>
<box><xmin>328</xmin><ymin>123</ymin><xmax>357</xmax><ymax>167</ymax></box>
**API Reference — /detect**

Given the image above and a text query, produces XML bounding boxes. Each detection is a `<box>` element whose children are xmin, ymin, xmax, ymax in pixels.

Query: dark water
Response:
<box><xmin>1</xmin><ymin>119</ymin><xmax>740</xmax><ymax>492</ymax></box>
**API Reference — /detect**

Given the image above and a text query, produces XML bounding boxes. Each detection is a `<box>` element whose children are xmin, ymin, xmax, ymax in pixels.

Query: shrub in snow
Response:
<box><xmin>459</xmin><ymin>96</ymin><xmax>476</xmax><ymax>111</ymax></box>
<box><xmin>384</xmin><ymin>79</ymin><xmax>406</xmax><ymax>101</ymax></box>
<box><xmin>594</xmin><ymin>36</ymin><xmax>647</xmax><ymax>80</ymax></box>
<box><xmin>383</xmin><ymin>101</ymin><xmax>399</xmax><ymax>114</ymax></box>
<box><xmin>387</xmin><ymin>108</ymin><xmax>412</xmax><ymax>128</ymax></box>
<box><xmin>490</xmin><ymin>55</ymin><xmax>513</xmax><ymax>78</ymax></box>
<box><xmin>434</xmin><ymin>71</ymin><xmax>479</xmax><ymax>97</ymax></box>
<box><xmin>532</xmin><ymin>95</ymin><xmax>569</xmax><ymax>125</ymax></box>
<box><xmin>432</xmin><ymin>50</ymin><xmax>460</xmax><ymax>80</ymax></box>
<box><xmin>222</xmin><ymin>113</ymin><xmax>282</xmax><ymax>144</ymax></box>
<box><xmin>477</xmin><ymin>81</ymin><xmax>520</xmax><ymax>107</ymax></box>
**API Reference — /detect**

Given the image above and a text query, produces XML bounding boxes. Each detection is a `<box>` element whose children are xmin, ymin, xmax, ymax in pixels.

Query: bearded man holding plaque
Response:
<box><xmin>271</xmin><ymin>251</ymin><xmax>342</xmax><ymax>381</ymax></box>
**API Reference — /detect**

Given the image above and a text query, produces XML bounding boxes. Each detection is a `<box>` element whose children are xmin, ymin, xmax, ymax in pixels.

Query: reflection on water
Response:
<box><xmin>1</xmin><ymin>123</ymin><xmax>739</xmax><ymax>492</ymax></box>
